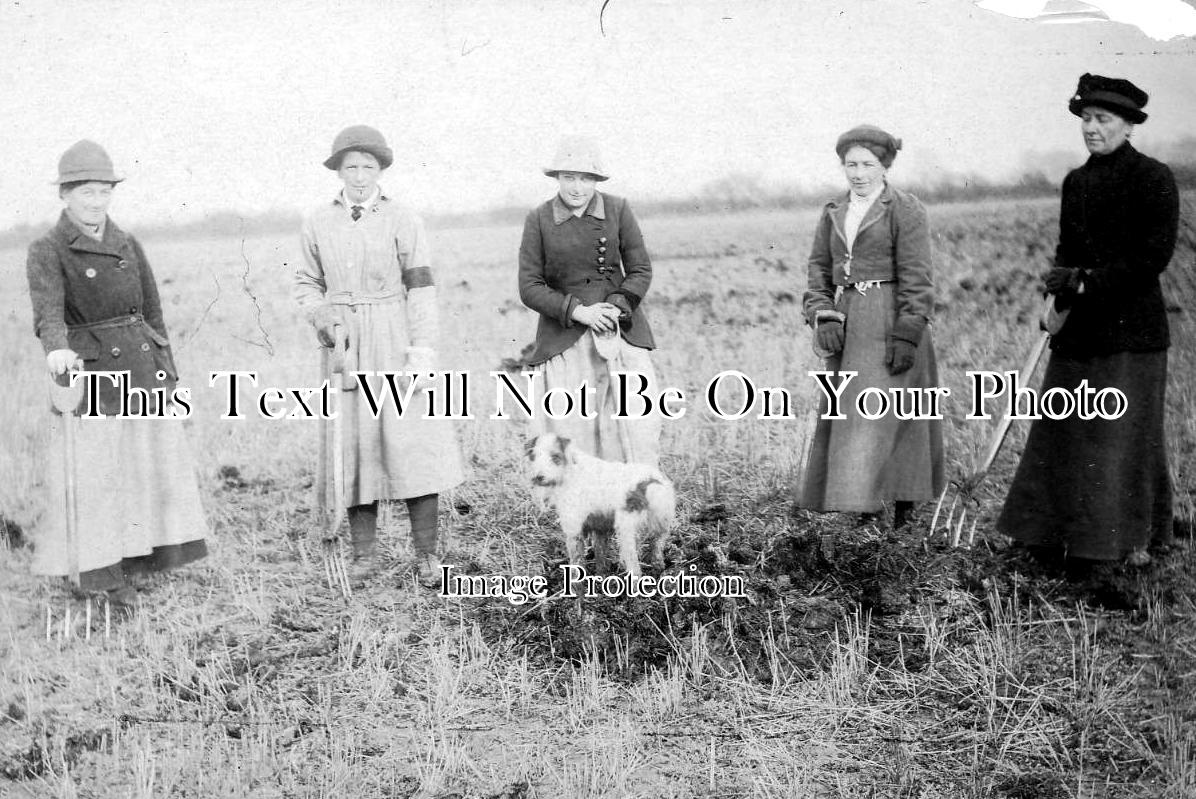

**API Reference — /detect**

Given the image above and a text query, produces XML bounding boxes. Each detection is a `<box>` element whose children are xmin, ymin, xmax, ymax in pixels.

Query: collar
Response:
<box><xmin>333</xmin><ymin>186</ymin><xmax>386</xmax><ymax>209</ymax></box>
<box><xmin>66</xmin><ymin>207</ymin><xmax>107</xmax><ymax>240</ymax></box>
<box><xmin>552</xmin><ymin>192</ymin><xmax>605</xmax><ymax>225</ymax></box>
<box><xmin>848</xmin><ymin>183</ymin><xmax>885</xmax><ymax>206</ymax></box>
<box><xmin>54</xmin><ymin>210</ymin><xmax>127</xmax><ymax>254</ymax></box>
<box><xmin>827</xmin><ymin>182</ymin><xmax>892</xmax><ymax>212</ymax></box>
<box><xmin>1086</xmin><ymin>140</ymin><xmax>1135</xmax><ymax>168</ymax></box>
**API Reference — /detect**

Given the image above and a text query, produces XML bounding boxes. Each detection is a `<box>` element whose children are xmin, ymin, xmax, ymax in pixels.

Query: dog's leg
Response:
<box><xmin>614</xmin><ymin>511</ymin><xmax>642</xmax><ymax>577</ymax></box>
<box><xmin>563</xmin><ymin>518</ymin><xmax>585</xmax><ymax>566</ymax></box>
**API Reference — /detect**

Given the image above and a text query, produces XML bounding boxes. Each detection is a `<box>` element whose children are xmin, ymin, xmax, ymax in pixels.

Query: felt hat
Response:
<box><xmin>55</xmin><ymin>140</ymin><xmax>123</xmax><ymax>185</ymax></box>
<box><xmin>835</xmin><ymin>125</ymin><xmax>902</xmax><ymax>168</ymax></box>
<box><xmin>324</xmin><ymin>125</ymin><xmax>394</xmax><ymax>170</ymax></box>
<box><xmin>1068</xmin><ymin>73</ymin><xmax>1148</xmax><ymax>124</ymax></box>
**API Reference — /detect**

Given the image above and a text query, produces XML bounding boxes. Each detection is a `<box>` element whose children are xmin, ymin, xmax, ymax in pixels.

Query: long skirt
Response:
<box><xmin>996</xmin><ymin>349</ymin><xmax>1172</xmax><ymax>560</ymax></box>
<box><xmin>32</xmin><ymin>414</ymin><xmax>209</xmax><ymax>590</ymax></box>
<box><xmin>334</xmin><ymin>302</ymin><xmax>465</xmax><ymax>505</ymax></box>
<box><xmin>799</xmin><ymin>284</ymin><xmax>946</xmax><ymax>512</ymax></box>
<box><xmin>531</xmin><ymin>331</ymin><xmax>662</xmax><ymax>467</ymax></box>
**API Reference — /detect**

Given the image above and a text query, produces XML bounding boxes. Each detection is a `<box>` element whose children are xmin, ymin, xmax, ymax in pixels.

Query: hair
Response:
<box><xmin>839</xmin><ymin>141</ymin><xmax>893</xmax><ymax>168</ymax></box>
<box><xmin>59</xmin><ymin>180</ymin><xmax>117</xmax><ymax>198</ymax></box>
<box><xmin>332</xmin><ymin>148</ymin><xmax>383</xmax><ymax>170</ymax></box>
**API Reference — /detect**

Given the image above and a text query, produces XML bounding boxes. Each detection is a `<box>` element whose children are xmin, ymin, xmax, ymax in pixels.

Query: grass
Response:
<box><xmin>0</xmin><ymin>193</ymin><xmax>1194</xmax><ymax>797</ymax></box>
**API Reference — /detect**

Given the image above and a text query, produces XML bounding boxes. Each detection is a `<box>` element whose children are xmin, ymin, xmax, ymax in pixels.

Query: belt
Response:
<box><xmin>325</xmin><ymin>289</ymin><xmax>400</xmax><ymax>306</ymax></box>
<box><xmin>68</xmin><ymin>312</ymin><xmax>145</xmax><ymax>331</ymax></box>
<box><xmin>834</xmin><ymin>279</ymin><xmax>892</xmax><ymax>303</ymax></box>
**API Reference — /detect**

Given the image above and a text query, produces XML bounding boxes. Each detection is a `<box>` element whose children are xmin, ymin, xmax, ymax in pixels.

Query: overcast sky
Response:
<box><xmin>0</xmin><ymin>0</ymin><xmax>1193</xmax><ymax>229</ymax></box>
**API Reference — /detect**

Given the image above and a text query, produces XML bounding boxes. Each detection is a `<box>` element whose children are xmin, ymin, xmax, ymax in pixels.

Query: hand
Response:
<box><xmin>311</xmin><ymin>305</ymin><xmax>348</xmax><ymax>349</ymax></box>
<box><xmin>46</xmin><ymin>349</ymin><xmax>82</xmax><ymax>375</ymax></box>
<box><xmin>886</xmin><ymin>339</ymin><xmax>917</xmax><ymax>375</ymax></box>
<box><xmin>605</xmin><ymin>293</ymin><xmax>634</xmax><ymax>326</ymax></box>
<box><xmin>815</xmin><ymin>319</ymin><xmax>844</xmax><ymax>355</ymax></box>
<box><xmin>1044</xmin><ymin>267</ymin><xmax>1082</xmax><ymax>296</ymax></box>
<box><xmin>572</xmin><ymin>303</ymin><xmax>621</xmax><ymax>334</ymax></box>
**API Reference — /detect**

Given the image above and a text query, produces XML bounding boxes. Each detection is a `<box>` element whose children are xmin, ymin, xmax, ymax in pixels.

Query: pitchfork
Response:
<box><xmin>48</xmin><ymin>368</ymin><xmax>86</xmax><ymax>587</ymax></box>
<box><xmin>928</xmin><ymin>295</ymin><xmax>1068</xmax><ymax>546</ymax></box>
<box><xmin>317</xmin><ymin>329</ymin><xmax>352</xmax><ymax>600</ymax></box>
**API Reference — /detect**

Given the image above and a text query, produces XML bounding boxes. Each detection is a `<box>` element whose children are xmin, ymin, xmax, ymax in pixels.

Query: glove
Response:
<box><xmin>310</xmin><ymin>304</ymin><xmax>347</xmax><ymax>349</ymax></box>
<box><xmin>405</xmin><ymin>346</ymin><xmax>435</xmax><ymax>390</ymax></box>
<box><xmin>815</xmin><ymin>319</ymin><xmax>845</xmax><ymax>355</ymax></box>
<box><xmin>1044</xmin><ymin>267</ymin><xmax>1082</xmax><ymax>296</ymax></box>
<box><xmin>604</xmin><ymin>293</ymin><xmax>634</xmax><ymax>328</ymax></box>
<box><xmin>46</xmin><ymin>349</ymin><xmax>83</xmax><ymax>375</ymax></box>
<box><xmin>886</xmin><ymin>315</ymin><xmax>926</xmax><ymax>376</ymax></box>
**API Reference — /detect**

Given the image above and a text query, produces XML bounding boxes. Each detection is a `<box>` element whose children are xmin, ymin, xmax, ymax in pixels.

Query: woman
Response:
<box><xmin>997</xmin><ymin>74</ymin><xmax>1179</xmax><ymax>567</ymax></box>
<box><xmin>25</xmin><ymin>140</ymin><xmax>209</xmax><ymax>609</ymax></box>
<box><xmin>518</xmin><ymin>136</ymin><xmax>661</xmax><ymax>467</ymax></box>
<box><xmin>295</xmin><ymin>125</ymin><xmax>464</xmax><ymax>587</ymax></box>
<box><xmin>798</xmin><ymin>125</ymin><xmax>945</xmax><ymax>528</ymax></box>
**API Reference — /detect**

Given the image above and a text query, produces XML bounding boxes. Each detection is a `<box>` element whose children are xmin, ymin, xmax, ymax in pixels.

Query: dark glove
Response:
<box><xmin>816</xmin><ymin>319</ymin><xmax>845</xmax><ymax>354</ymax></box>
<box><xmin>1044</xmin><ymin>267</ymin><xmax>1082</xmax><ymax>296</ymax></box>
<box><xmin>605</xmin><ymin>292</ymin><xmax>634</xmax><ymax>329</ymax></box>
<box><xmin>311</xmin><ymin>304</ymin><xmax>348</xmax><ymax>349</ymax></box>
<box><xmin>886</xmin><ymin>315</ymin><xmax>926</xmax><ymax>376</ymax></box>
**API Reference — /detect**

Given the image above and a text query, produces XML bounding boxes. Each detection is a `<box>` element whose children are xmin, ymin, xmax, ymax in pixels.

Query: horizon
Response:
<box><xmin>0</xmin><ymin>1</ymin><xmax>1193</xmax><ymax>232</ymax></box>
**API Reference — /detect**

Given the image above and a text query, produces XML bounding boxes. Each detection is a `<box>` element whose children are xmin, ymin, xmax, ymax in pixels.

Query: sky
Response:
<box><xmin>0</xmin><ymin>0</ymin><xmax>1193</xmax><ymax>229</ymax></box>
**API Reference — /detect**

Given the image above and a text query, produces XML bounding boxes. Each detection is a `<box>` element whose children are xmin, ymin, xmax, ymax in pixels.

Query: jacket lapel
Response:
<box><xmin>55</xmin><ymin>211</ymin><xmax>120</xmax><ymax>256</ymax></box>
<box><xmin>827</xmin><ymin>197</ymin><xmax>850</xmax><ymax>250</ymax></box>
<box><xmin>853</xmin><ymin>185</ymin><xmax>892</xmax><ymax>241</ymax></box>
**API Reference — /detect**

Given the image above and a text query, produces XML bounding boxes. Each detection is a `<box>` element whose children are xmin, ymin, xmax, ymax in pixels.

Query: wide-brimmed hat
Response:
<box><xmin>1068</xmin><ymin>73</ymin><xmax>1148</xmax><ymax>124</ymax></box>
<box><xmin>835</xmin><ymin>125</ymin><xmax>902</xmax><ymax>168</ymax></box>
<box><xmin>324</xmin><ymin>125</ymin><xmax>394</xmax><ymax>170</ymax></box>
<box><xmin>55</xmin><ymin>140</ymin><xmax>124</xmax><ymax>185</ymax></box>
<box><xmin>543</xmin><ymin>136</ymin><xmax>609</xmax><ymax>181</ymax></box>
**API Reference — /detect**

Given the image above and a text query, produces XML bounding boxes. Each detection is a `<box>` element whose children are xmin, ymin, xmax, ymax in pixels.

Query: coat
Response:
<box><xmin>295</xmin><ymin>190</ymin><xmax>465</xmax><ymax>504</ymax></box>
<box><xmin>1050</xmin><ymin>141</ymin><xmax>1179</xmax><ymax>357</ymax></box>
<box><xmin>26</xmin><ymin>212</ymin><xmax>178</xmax><ymax>415</ymax></box>
<box><xmin>802</xmin><ymin>184</ymin><xmax>934</xmax><ymax>329</ymax></box>
<box><xmin>518</xmin><ymin>192</ymin><xmax>655</xmax><ymax>364</ymax></box>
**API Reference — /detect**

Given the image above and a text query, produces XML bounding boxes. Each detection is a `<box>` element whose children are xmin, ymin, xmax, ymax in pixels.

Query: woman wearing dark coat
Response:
<box><xmin>997</xmin><ymin>75</ymin><xmax>1179</xmax><ymax>566</ymax></box>
<box><xmin>25</xmin><ymin>140</ymin><xmax>208</xmax><ymax>608</ymax></box>
<box><xmin>518</xmin><ymin>136</ymin><xmax>661</xmax><ymax>466</ymax></box>
<box><xmin>798</xmin><ymin>125</ymin><xmax>945</xmax><ymax>527</ymax></box>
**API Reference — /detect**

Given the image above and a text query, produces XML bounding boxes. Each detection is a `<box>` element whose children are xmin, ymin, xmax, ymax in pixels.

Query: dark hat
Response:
<box><xmin>324</xmin><ymin>125</ymin><xmax>394</xmax><ymax>170</ymax></box>
<box><xmin>1068</xmin><ymin>73</ymin><xmax>1148</xmax><ymax>124</ymax></box>
<box><xmin>55</xmin><ymin>140</ymin><xmax>124</xmax><ymax>185</ymax></box>
<box><xmin>835</xmin><ymin>125</ymin><xmax>902</xmax><ymax>168</ymax></box>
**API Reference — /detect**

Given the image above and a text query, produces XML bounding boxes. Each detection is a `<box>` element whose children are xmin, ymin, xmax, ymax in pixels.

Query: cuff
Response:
<box><xmin>561</xmin><ymin>295</ymin><xmax>579</xmax><ymax>327</ymax></box>
<box><xmin>606</xmin><ymin>289</ymin><xmax>641</xmax><ymax>312</ymax></box>
<box><xmin>814</xmin><ymin>309</ymin><xmax>846</xmax><ymax>326</ymax></box>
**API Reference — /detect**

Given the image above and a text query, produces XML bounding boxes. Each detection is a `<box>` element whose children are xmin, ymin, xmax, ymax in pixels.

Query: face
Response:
<box><xmin>556</xmin><ymin>171</ymin><xmax>597</xmax><ymax>209</ymax></box>
<box><xmin>337</xmin><ymin>150</ymin><xmax>382</xmax><ymax>203</ymax></box>
<box><xmin>61</xmin><ymin>182</ymin><xmax>114</xmax><ymax>226</ymax></box>
<box><xmin>1080</xmin><ymin>106</ymin><xmax>1133</xmax><ymax>156</ymax></box>
<box><xmin>841</xmin><ymin>145</ymin><xmax>886</xmax><ymax>197</ymax></box>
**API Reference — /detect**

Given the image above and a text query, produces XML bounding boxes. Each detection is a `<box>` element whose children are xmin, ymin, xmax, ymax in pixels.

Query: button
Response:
<box><xmin>599</xmin><ymin>237</ymin><xmax>607</xmax><ymax>244</ymax></box>
<box><xmin>140</xmin><ymin>343</ymin><xmax>151</xmax><ymax>352</ymax></box>
<box><xmin>117</xmin><ymin>259</ymin><xmax>128</xmax><ymax>269</ymax></box>
<box><xmin>129</xmin><ymin>306</ymin><xmax>138</xmax><ymax>314</ymax></box>
<box><xmin>597</xmin><ymin>257</ymin><xmax>605</xmax><ymax>264</ymax></box>
<box><xmin>111</xmin><ymin>347</ymin><xmax>121</xmax><ymax>357</ymax></box>
<box><xmin>85</xmin><ymin>268</ymin><xmax>97</xmax><ymax>279</ymax></box>
<box><xmin>598</xmin><ymin>246</ymin><xmax>607</xmax><ymax>253</ymax></box>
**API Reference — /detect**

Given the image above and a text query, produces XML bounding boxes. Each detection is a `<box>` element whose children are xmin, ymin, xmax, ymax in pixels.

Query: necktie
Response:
<box><xmin>351</xmin><ymin>205</ymin><xmax>363</xmax><ymax>221</ymax></box>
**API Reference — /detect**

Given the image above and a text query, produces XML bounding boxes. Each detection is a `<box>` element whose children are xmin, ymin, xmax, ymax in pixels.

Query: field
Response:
<box><xmin>1</xmin><ymin>193</ymin><xmax>1194</xmax><ymax>798</ymax></box>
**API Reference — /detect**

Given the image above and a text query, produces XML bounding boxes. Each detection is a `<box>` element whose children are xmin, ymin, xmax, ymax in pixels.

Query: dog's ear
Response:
<box><xmin>555</xmin><ymin>435</ymin><xmax>577</xmax><ymax>464</ymax></box>
<box><xmin>523</xmin><ymin>436</ymin><xmax>538</xmax><ymax>460</ymax></box>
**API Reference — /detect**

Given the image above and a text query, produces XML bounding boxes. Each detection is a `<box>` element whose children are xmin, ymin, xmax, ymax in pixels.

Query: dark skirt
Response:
<box><xmin>799</xmin><ymin>284</ymin><xmax>946</xmax><ymax>512</ymax></box>
<box><xmin>996</xmin><ymin>349</ymin><xmax>1172</xmax><ymax>560</ymax></box>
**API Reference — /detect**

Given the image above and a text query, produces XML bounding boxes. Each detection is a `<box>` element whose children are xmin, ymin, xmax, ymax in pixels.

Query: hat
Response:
<box><xmin>324</xmin><ymin>125</ymin><xmax>393</xmax><ymax>170</ymax></box>
<box><xmin>55</xmin><ymin>140</ymin><xmax>123</xmax><ymax>185</ymax></box>
<box><xmin>1068</xmin><ymin>73</ymin><xmax>1148</xmax><ymax>124</ymax></box>
<box><xmin>543</xmin><ymin>136</ymin><xmax>609</xmax><ymax>181</ymax></box>
<box><xmin>835</xmin><ymin>125</ymin><xmax>902</xmax><ymax>168</ymax></box>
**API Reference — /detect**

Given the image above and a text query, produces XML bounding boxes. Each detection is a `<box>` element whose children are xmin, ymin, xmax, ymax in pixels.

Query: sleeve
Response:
<box><xmin>1079</xmin><ymin>161</ymin><xmax>1179</xmax><ymax>296</ymax></box>
<box><xmin>294</xmin><ymin>213</ymin><xmax>329</xmax><ymax>322</ymax></box>
<box><xmin>399</xmin><ymin>213</ymin><xmax>438</xmax><ymax>351</ymax></box>
<box><xmin>25</xmin><ymin>239</ymin><xmax>70</xmax><ymax>353</ymax></box>
<box><xmin>801</xmin><ymin>209</ymin><xmax>837</xmax><ymax>325</ymax></box>
<box><xmin>518</xmin><ymin>208</ymin><xmax>577</xmax><ymax>327</ymax></box>
<box><xmin>892</xmin><ymin>194</ymin><xmax>934</xmax><ymax>324</ymax></box>
<box><xmin>131</xmin><ymin>236</ymin><xmax>169</xmax><ymax>341</ymax></box>
<box><xmin>607</xmin><ymin>199</ymin><xmax>651</xmax><ymax>311</ymax></box>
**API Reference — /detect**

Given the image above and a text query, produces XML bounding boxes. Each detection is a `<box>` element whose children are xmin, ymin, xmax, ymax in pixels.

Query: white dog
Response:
<box><xmin>525</xmin><ymin>433</ymin><xmax>675</xmax><ymax>576</ymax></box>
